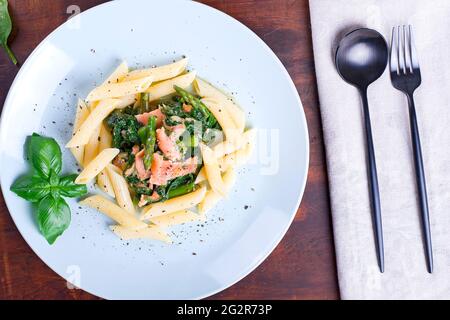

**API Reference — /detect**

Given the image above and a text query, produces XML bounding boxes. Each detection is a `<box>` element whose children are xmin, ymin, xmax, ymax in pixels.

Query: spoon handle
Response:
<box><xmin>360</xmin><ymin>88</ymin><xmax>384</xmax><ymax>273</ymax></box>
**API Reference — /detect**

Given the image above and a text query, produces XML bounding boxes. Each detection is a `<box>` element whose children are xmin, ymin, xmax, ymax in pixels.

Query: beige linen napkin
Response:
<box><xmin>309</xmin><ymin>0</ymin><xmax>450</xmax><ymax>299</ymax></box>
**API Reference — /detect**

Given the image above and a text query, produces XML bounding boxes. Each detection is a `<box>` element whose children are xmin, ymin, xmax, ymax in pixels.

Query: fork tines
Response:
<box><xmin>390</xmin><ymin>25</ymin><xmax>420</xmax><ymax>75</ymax></box>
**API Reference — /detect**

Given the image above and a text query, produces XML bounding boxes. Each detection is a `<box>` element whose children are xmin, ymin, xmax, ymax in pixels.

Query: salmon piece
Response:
<box><xmin>183</xmin><ymin>104</ymin><xmax>192</xmax><ymax>113</ymax></box>
<box><xmin>132</xmin><ymin>145</ymin><xmax>140</xmax><ymax>155</ymax></box>
<box><xmin>150</xmin><ymin>153</ymin><xmax>198</xmax><ymax>186</ymax></box>
<box><xmin>156</xmin><ymin>128</ymin><xmax>182</xmax><ymax>161</ymax></box>
<box><xmin>135</xmin><ymin>109</ymin><xmax>165</xmax><ymax>127</ymax></box>
<box><xmin>138</xmin><ymin>191</ymin><xmax>161</xmax><ymax>207</ymax></box>
<box><xmin>135</xmin><ymin>149</ymin><xmax>151</xmax><ymax>180</ymax></box>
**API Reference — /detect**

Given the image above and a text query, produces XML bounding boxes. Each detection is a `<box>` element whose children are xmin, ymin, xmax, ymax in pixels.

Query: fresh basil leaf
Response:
<box><xmin>0</xmin><ymin>0</ymin><xmax>17</xmax><ymax>65</ymax></box>
<box><xmin>10</xmin><ymin>175</ymin><xmax>50</xmax><ymax>202</ymax></box>
<box><xmin>28</xmin><ymin>134</ymin><xmax>62</xmax><ymax>179</ymax></box>
<box><xmin>57</xmin><ymin>174</ymin><xmax>87</xmax><ymax>198</ymax></box>
<box><xmin>37</xmin><ymin>195</ymin><xmax>70</xmax><ymax>245</ymax></box>
<box><xmin>49</xmin><ymin>170</ymin><xmax>60</xmax><ymax>186</ymax></box>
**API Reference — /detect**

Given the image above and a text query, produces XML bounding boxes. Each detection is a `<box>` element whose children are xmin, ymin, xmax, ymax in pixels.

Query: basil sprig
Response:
<box><xmin>10</xmin><ymin>133</ymin><xmax>87</xmax><ymax>244</ymax></box>
<box><xmin>0</xmin><ymin>0</ymin><xmax>17</xmax><ymax>65</ymax></box>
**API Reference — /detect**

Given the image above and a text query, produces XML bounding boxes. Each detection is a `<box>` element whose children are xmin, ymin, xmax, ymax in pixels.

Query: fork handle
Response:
<box><xmin>407</xmin><ymin>93</ymin><xmax>433</xmax><ymax>273</ymax></box>
<box><xmin>360</xmin><ymin>88</ymin><xmax>384</xmax><ymax>273</ymax></box>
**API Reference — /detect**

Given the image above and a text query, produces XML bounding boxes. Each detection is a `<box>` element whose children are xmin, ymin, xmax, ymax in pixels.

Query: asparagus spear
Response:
<box><xmin>174</xmin><ymin>85</ymin><xmax>216</xmax><ymax>123</ymax></box>
<box><xmin>140</xmin><ymin>92</ymin><xmax>150</xmax><ymax>112</ymax></box>
<box><xmin>167</xmin><ymin>182</ymin><xmax>195</xmax><ymax>199</ymax></box>
<box><xmin>137</xmin><ymin>115</ymin><xmax>157</xmax><ymax>170</ymax></box>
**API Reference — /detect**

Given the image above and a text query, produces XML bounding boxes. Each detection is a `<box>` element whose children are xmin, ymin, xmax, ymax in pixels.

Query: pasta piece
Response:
<box><xmin>194</xmin><ymin>78</ymin><xmax>246</xmax><ymax>132</ymax></box>
<box><xmin>98</xmin><ymin>123</ymin><xmax>113</xmax><ymax>151</ymax></box>
<box><xmin>150</xmin><ymin>210</ymin><xmax>205</xmax><ymax>227</ymax></box>
<box><xmin>201</xmin><ymin>98</ymin><xmax>239</xmax><ymax>141</ymax></box>
<box><xmin>70</xmin><ymin>99</ymin><xmax>90</xmax><ymax>166</ymax></box>
<box><xmin>75</xmin><ymin>148</ymin><xmax>119</xmax><ymax>184</ymax></box>
<box><xmin>104</xmin><ymin>61</ymin><xmax>129</xmax><ymax>84</ymax></box>
<box><xmin>195</xmin><ymin>142</ymin><xmax>253</xmax><ymax>183</ymax></box>
<box><xmin>110</xmin><ymin>225</ymin><xmax>172</xmax><ymax>243</ymax></box>
<box><xmin>212</xmin><ymin>128</ymin><xmax>256</xmax><ymax>159</ymax></box>
<box><xmin>200</xmin><ymin>143</ymin><xmax>227</xmax><ymax>197</ymax></box>
<box><xmin>83</xmin><ymin>125</ymin><xmax>101</xmax><ymax>167</ymax></box>
<box><xmin>115</xmin><ymin>95</ymin><xmax>138</xmax><ymax>109</ymax></box>
<box><xmin>106</xmin><ymin>164</ymin><xmax>135</xmax><ymax>214</ymax></box>
<box><xmin>146</xmin><ymin>71</ymin><xmax>197</xmax><ymax>101</ymax></box>
<box><xmin>80</xmin><ymin>195</ymin><xmax>147</xmax><ymax>229</ymax></box>
<box><xmin>198</xmin><ymin>169</ymin><xmax>236</xmax><ymax>214</ymax></box>
<box><xmin>86</xmin><ymin>76</ymin><xmax>153</xmax><ymax>102</ymax></box>
<box><xmin>97</xmin><ymin>169</ymin><xmax>115</xmax><ymax>198</ymax></box>
<box><xmin>141</xmin><ymin>186</ymin><xmax>207</xmax><ymax>220</ymax></box>
<box><xmin>66</xmin><ymin>99</ymin><xmax>120</xmax><ymax>148</ymax></box>
<box><xmin>124</xmin><ymin>58</ymin><xmax>188</xmax><ymax>82</ymax></box>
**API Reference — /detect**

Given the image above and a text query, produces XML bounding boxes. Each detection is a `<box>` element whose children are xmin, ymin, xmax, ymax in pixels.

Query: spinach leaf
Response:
<box><xmin>0</xmin><ymin>0</ymin><xmax>17</xmax><ymax>65</ymax></box>
<box><xmin>57</xmin><ymin>174</ymin><xmax>88</xmax><ymax>198</ymax></box>
<box><xmin>106</xmin><ymin>110</ymin><xmax>141</xmax><ymax>151</ymax></box>
<box><xmin>28</xmin><ymin>134</ymin><xmax>62</xmax><ymax>179</ymax></box>
<box><xmin>10</xmin><ymin>175</ymin><xmax>50</xmax><ymax>202</ymax></box>
<box><xmin>37</xmin><ymin>195</ymin><xmax>70</xmax><ymax>245</ymax></box>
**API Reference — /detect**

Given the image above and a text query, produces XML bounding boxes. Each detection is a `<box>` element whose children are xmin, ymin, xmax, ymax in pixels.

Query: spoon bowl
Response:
<box><xmin>336</xmin><ymin>28</ymin><xmax>388</xmax><ymax>88</ymax></box>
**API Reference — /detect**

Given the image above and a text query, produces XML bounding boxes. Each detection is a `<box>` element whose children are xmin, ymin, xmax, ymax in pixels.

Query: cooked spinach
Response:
<box><xmin>106</xmin><ymin>110</ymin><xmax>142</xmax><ymax>150</ymax></box>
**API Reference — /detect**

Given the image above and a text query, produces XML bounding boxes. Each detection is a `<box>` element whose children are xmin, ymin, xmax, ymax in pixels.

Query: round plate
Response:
<box><xmin>0</xmin><ymin>0</ymin><xmax>309</xmax><ymax>299</ymax></box>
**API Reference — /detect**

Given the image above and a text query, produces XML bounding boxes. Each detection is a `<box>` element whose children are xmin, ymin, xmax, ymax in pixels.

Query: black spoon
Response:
<box><xmin>335</xmin><ymin>28</ymin><xmax>388</xmax><ymax>273</ymax></box>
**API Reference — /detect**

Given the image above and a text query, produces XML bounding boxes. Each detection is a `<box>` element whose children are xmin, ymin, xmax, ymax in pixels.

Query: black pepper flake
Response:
<box><xmin>244</xmin><ymin>205</ymin><xmax>249</xmax><ymax>210</ymax></box>
<box><xmin>192</xmin><ymin>252</ymin><xmax>197</xmax><ymax>256</ymax></box>
<box><xmin>52</xmin><ymin>121</ymin><xmax>56</xmax><ymax>124</ymax></box>
<box><xmin>82</xmin><ymin>236</ymin><xmax>85</xmax><ymax>239</ymax></box>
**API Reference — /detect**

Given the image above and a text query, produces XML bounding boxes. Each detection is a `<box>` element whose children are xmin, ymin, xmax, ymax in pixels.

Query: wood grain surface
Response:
<box><xmin>0</xmin><ymin>0</ymin><xmax>339</xmax><ymax>300</ymax></box>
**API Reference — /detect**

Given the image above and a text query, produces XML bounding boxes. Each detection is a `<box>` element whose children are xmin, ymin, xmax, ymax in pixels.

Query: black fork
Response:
<box><xmin>390</xmin><ymin>25</ymin><xmax>433</xmax><ymax>273</ymax></box>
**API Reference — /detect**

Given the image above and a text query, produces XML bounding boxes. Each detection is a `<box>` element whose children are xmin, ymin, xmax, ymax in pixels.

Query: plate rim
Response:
<box><xmin>0</xmin><ymin>0</ymin><xmax>310</xmax><ymax>300</ymax></box>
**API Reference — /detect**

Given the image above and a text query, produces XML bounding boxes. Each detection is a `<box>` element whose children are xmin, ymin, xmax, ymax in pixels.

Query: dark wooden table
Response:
<box><xmin>0</xmin><ymin>0</ymin><xmax>338</xmax><ymax>300</ymax></box>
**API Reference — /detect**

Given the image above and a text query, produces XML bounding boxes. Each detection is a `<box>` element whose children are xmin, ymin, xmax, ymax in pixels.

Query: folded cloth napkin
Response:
<box><xmin>309</xmin><ymin>0</ymin><xmax>450</xmax><ymax>299</ymax></box>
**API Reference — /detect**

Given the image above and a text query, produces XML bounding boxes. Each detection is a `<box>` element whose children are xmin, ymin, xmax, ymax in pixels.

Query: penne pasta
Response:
<box><xmin>146</xmin><ymin>71</ymin><xmax>197</xmax><ymax>101</ymax></box>
<box><xmin>198</xmin><ymin>169</ymin><xmax>236</xmax><ymax>214</ymax></box>
<box><xmin>75</xmin><ymin>148</ymin><xmax>119</xmax><ymax>184</ymax></box>
<box><xmin>86</xmin><ymin>76</ymin><xmax>153</xmax><ymax>102</ymax></box>
<box><xmin>70</xmin><ymin>99</ymin><xmax>90</xmax><ymax>166</ymax></box>
<box><xmin>194</xmin><ymin>78</ymin><xmax>246</xmax><ymax>132</ymax></box>
<box><xmin>141</xmin><ymin>186</ymin><xmax>207</xmax><ymax>220</ymax></box>
<box><xmin>106</xmin><ymin>164</ymin><xmax>135</xmax><ymax>214</ymax></box>
<box><xmin>212</xmin><ymin>128</ymin><xmax>256</xmax><ymax>159</ymax></box>
<box><xmin>80</xmin><ymin>195</ymin><xmax>147</xmax><ymax>229</ymax></box>
<box><xmin>104</xmin><ymin>61</ymin><xmax>129</xmax><ymax>84</ymax></box>
<box><xmin>195</xmin><ymin>142</ymin><xmax>253</xmax><ymax>183</ymax></box>
<box><xmin>124</xmin><ymin>58</ymin><xmax>188</xmax><ymax>82</ymax></box>
<box><xmin>98</xmin><ymin>123</ymin><xmax>113</xmax><ymax>151</ymax></box>
<box><xmin>200</xmin><ymin>143</ymin><xmax>227</xmax><ymax>197</ymax></box>
<box><xmin>66</xmin><ymin>99</ymin><xmax>120</xmax><ymax>148</ymax></box>
<box><xmin>150</xmin><ymin>210</ymin><xmax>205</xmax><ymax>227</ymax></box>
<box><xmin>83</xmin><ymin>125</ymin><xmax>101</xmax><ymax>167</ymax></box>
<box><xmin>97</xmin><ymin>169</ymin><xmax>115</xmax><ymax>198</ymax></box>
<box><xmin>110</xmin><ymin>225</ymin><xmax>172</xmax><ymax>243</ymax></box>
<box><xmin>115</xmin><ymin>94</ymin><xmax>138</xmax><ymax>109</ymax></box>
<box><xmin>201</xmin><ymin>98</ymin><xmax>239</xmax><ymax>141</ymax></box>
